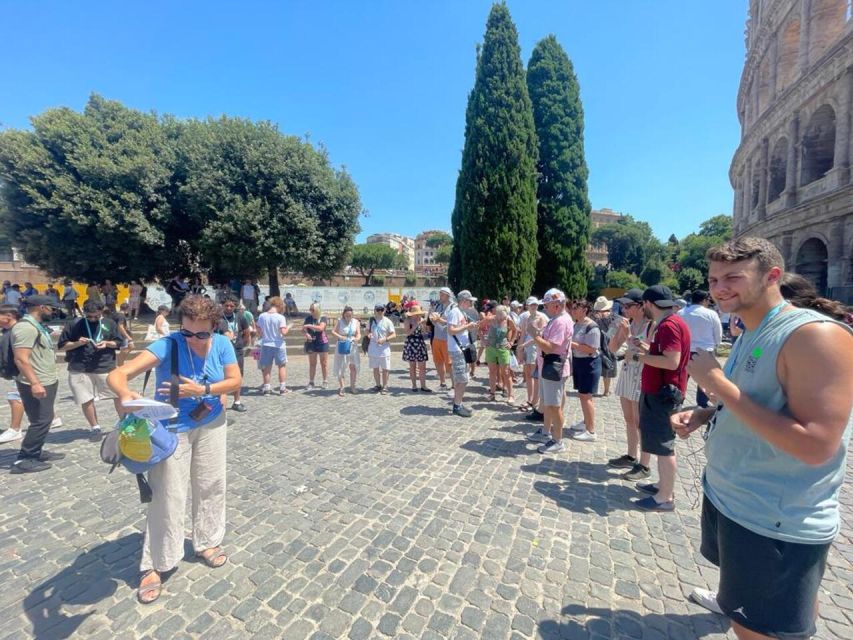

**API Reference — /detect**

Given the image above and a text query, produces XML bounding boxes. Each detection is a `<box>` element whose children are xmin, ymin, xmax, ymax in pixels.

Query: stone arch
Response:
<box><xmin>795</xmin><ymin>236</ymin><xmax>829</xmax><ymax>295</ymax></box>
<box><xmin>810</xmin><ymin>0</ymin><xmax>848</xmax><ymax>63</ymax></box>
<box><xmin>750</xmin><ymin>156</ymin><xmax>762</xmax><ymax>212</ymax></box>
<box><xmin>800</xmin><ymin>104</ymin><xmax>836</xmax><ymax>185</ymax></box>
<box><xmin>757</xmin><ymin>54</ymin><xmax>772</xmax><ymax>114</ymax></box>
<box><xmin>768</xmin><ymin>137</ymin><xmax>788</xmax><ymax>202</ymax></box>
<box><xmin>777</xmin><ymin>17</ymin><xmax>800</xmax><ymax>91</ymax></box>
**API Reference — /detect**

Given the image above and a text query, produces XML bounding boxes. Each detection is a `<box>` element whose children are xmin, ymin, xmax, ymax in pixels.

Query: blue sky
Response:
<box><xmin>0</xmin><ymin>1</ymin><xmax>746</xmax><ymax>243</ymax></box>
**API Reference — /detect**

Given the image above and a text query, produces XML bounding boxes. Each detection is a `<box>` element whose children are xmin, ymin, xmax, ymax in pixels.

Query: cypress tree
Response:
<box><xmin>527</xmin><ymin>35</ymin><xmax>592</xmax><ymax>297</ymax></box>
<box><xmin>449</xmin><ymin>3</ymin><xmax>538</xmax><ymax>300</ymax></box>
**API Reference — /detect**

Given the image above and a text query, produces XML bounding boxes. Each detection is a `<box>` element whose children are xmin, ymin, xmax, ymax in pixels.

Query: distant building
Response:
<box><xmin>415</xmin><ymin>230</ymin><xmax>449</xmax><ymax>275</ymax></box>
<box><xmin>587</xmin><ymin>208</ymin><xmax>623</xmax><ymax>266</ymax></box>
<box><xmin>366</xmin><ymin>233</ymin><xmax>415</xmax><ymax>271</ymax></box>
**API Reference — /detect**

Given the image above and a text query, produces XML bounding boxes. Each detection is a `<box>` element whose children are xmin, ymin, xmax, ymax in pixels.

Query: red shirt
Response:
<box><xmin>640</xmin><ymin>313</ymin><xmax>691</xmax><ymax>394</ymax></box>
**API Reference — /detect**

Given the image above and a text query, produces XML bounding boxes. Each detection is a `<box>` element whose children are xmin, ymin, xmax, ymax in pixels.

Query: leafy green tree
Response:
<box><xmin>606</xmin><ymin>270</ymin><xmax>643</xmax><ymax>290</ymax></box>
<box><xmin>350</xmin><ymin>243</ymin><xmax>400</xmax><ymax>286</ymax></box>
<box><xmin>677</xmin><ymin>266</ymin><xmax>705</xmax><ymax>293</ymax></box>
<box><xmin>425</xmin><ymin>232</ymin><xmax>452</xmax><ymax>248</ymax></box>
<box><xmin>698</xmin><ymin>214</ymin><xmax>733</xmax><ymax>239</ymax></box>
<box><xmin>0</xmin><ymin>94</ymin><xmax>181</xmax><ymax>281</ymax></box>
<box><xmin>449</xmin><ymin>3</ymin><xmax>538</xmax><ymax>300</ymax></box>
<box><xmin>591</xmin><ymin>215</ymin><xmax>656</xmax><ymax>275</ymax></box>
<box><xmin>434</xmin><ymin>244</ymin><xmax>453</xmax><ymax>265</ymax></box>
<box><xmin>527</xmin><ymin>35</ymin><xmax>591</xmax><ymax>297</ymax></box>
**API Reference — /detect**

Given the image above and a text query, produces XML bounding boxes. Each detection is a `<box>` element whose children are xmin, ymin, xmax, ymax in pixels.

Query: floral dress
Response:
<box><xmin>402</xmin><ymin>322</ymin><xmax>429</xmax><ymax>362</ymax></box>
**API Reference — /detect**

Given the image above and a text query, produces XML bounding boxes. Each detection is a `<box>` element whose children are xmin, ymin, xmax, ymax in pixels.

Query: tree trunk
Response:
<box><xmin>268</xmin><ymin>265</ymin><xmax>280</xmax><ymax>297</ymax></box>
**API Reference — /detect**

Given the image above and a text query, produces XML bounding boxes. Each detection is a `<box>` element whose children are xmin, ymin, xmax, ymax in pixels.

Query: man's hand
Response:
<box><xmin>687</xmin><ymin>350</ymin><xmax>726</xmax><ymax>395</ymax></box>
<box><xmin>31</xmin><ymin>383</ymin><xmax>47</xmax><ymax>399</ymax></box>
<box><xmin>671</xmin><ymin>409</ymin><xmax>710</xmax><ymax>439</ymax></box>
<box><xmin>631</xmin><ymin>337</ymin><xmax>649</xmax><ymax>354</ymax></box>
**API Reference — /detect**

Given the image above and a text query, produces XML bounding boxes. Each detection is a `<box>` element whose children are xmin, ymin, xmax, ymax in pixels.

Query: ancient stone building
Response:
<box><xmin>731</xmin><ymin>0</ymin><xmax>853</xmax><ymax>301</ymax></box>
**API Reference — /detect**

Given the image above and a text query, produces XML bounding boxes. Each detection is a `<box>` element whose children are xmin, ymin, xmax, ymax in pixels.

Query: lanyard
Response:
<box><xmin>84</xmin><ymin>320</ymin><xmax>103</xmax><ymax>343</ymax></box>
<box><xmin>723</xmin><ymin>301</ymin><xmax>787</xmax><ymax>378</ymax></box>
<box><xmin>185</xmin><ymin>337</ymin><xmax>211</xmax><ymax>385</ymax></box>
<box><xmin>224</xmin><ymin>314</ymin><xmax>237</xmax><ymax>334</ymax></box>
<box><xmin>25</xmin><ymin>316</ymin><xmax>54</xmax><ymax>346</ymax></box>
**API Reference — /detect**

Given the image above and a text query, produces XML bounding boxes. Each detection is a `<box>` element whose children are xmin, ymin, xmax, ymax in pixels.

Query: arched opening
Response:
<box><xmin>810</xmin><ymin>0</ymin><xmax>847</xmax><ymax>63</ymax></box>
<box><xmin>751</xmin><ymin>159</ymin><xmax>761</xmax><ymax>212</ymax></box>
<box><xmin>768</xmin><ymin>137</ymin><xmax>788</xmax><ymax>202</ymax></box>
<box><xmin>801</xmin><ymin>104</ymin><xmax>836</xmax><ymax>185</ymax></box>
<box><xmin>777</xmin><ymin>18</ymin><xmax>800</xmax><ymax>90</ymax></box>
<box><xmin>796</xmin><ymin>237</ymin><xmax>829</xmax><ymax>295</ymax></box>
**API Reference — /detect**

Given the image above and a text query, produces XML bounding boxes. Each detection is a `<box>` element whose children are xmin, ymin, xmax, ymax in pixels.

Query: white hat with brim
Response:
<box><xmin>593</xmin><ymin>296</ymin><xmax>613</xmax><ymax>311</ymax></box>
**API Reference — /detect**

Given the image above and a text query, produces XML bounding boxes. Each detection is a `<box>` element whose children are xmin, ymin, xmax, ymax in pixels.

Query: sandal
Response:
<box><xmin>487</xmin><ymin>393</ymin><xmax>496</xmax><ymax>402</ymax></box>
<box><xmin>137</xmin><ymin>570</ymin><xmax>162</xmax><ymax>605</ymax></box>
<box><xmin>338</xmin><ymin>388</ymin><xmax>345</xmax><ymax>397</ymax></box>
<box><xmin>196</xmin><ymin>547</ymin><xmax>228</xmax><ymax>569</ymax></box>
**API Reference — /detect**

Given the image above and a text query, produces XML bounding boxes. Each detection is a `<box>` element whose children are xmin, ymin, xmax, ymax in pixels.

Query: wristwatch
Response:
<box><xmin>204</xmin><ymin>382</ymin><xmax>211</xmax><ymax>396</ymax></box>
<box><xmin>632</xmin><ymin>353</ymin><xmax>640</xmax><ymax>363</ymax></box>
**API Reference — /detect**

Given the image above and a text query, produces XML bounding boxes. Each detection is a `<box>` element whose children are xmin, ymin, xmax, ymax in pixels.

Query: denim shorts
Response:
<box><xmin>258</xmin><ymin>345</ymin><xmax>287</xmax><ymax>368</ymax></box>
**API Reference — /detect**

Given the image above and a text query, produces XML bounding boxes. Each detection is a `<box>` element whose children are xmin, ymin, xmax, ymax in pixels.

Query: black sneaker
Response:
<box><xmin>230</xmin><ymin>402</ymin><xmax>247</xmax><ymax>413</ymax></box>
<box><xmin>39</xmin><ymin>451</ymin><xmax>66</xmax><ymax>462</ymax></box>
<box><xmin>607</xmin><ymin>454</ymin><xmax>637</xmax><ymax>469</ymax></box>
<box><xmin>623</xmin><ymin>463</ymin><xmax>651</xmax><ymax>481</ymax></box>
<box><xmin>10</xmin><ymin>458</ymin><xmax>52</xmax><ymax>474</ymax></box>
<box><xmin>420</xmin><ymin>387</ymin><xmax>433</xmax><ymax>393</ymax></box>
<box><xmin>452</xmin><ymin>404</ymin><xmax>473</xmax><ymax>418</ymax></box>
<box><xmin>525</xmin><ymin>410</ymin><xmax>544</xmax><ymax>422</ymax></box>
<box><xmin>439</xmin><ymin>383</ymin><xmax>448</xmax><ymax>390</ymax></box>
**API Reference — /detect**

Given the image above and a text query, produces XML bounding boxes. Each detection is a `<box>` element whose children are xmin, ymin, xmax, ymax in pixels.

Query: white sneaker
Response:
<box><xmin>0</xmin><ymin>429</ymin><xmax>23</xmax><ymax>444</ymax></box>
<box><xmin>569</xmin><ymin>420</ymin><xmax>586</xmax><ymax>432</ymax></box>
<box><xmin>50</xmin><ymin>417</ymin><xmax>63</xmax><ymax>428</ymax></box>
<box><xmin>537</xmin><ymin>439</ymin><xmax>567</xmax><ymax>455</ymax></box>
<box><xmin>689</xmin><ymin>588</ymin><xmax>724</xmax><ymax>615</ymax></box>
<box><xmin>573</xmin><ymin>430</ymin><xmax>597</xmax><ymax>442</ymax></box>
<box><xmin>526</xmin><ymin>428</ymin><xmax>551</xmax><ymax>443</ymax></box>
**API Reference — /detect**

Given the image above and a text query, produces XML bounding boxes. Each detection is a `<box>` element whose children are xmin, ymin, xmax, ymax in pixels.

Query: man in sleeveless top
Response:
<box><xmin>674</xmin><ymin>237</ymin><xmax>853</xmax><ymax>640</ymax></box>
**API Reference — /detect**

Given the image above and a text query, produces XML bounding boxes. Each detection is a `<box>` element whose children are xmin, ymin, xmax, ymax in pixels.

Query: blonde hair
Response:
<box><xmin>309</xmin><ymin>302</ymin><xmax>322</xmax><ymax>317</ymax></box>
<box><xmin>494</xmin><ymin>305</ymin><xmax>509</xmax><ymax>320</ymax></box>
<box><xmin>267</xmin><ymin>296</ymin><xmax>284</xmax><ymax>312</ymax></box>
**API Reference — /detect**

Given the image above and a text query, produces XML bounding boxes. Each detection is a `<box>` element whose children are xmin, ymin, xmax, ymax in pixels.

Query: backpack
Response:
<box><xmin>0</xmin><ymin>323</ymin><xmax>41</xmax><ymax>380</ymax></box>
<box><xmin>100</xmin><ymin>336</ymin><xmax>180</xmax><ymax>503</ymax></box>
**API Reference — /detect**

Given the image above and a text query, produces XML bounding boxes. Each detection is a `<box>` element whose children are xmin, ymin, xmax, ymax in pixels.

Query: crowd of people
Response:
<box><xmin>1</xmin><ymin>236</ymin><xmax>851</xmax><ymax>640</ymax></box>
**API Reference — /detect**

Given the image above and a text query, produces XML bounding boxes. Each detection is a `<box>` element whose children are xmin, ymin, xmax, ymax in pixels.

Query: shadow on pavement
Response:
<box><xmin>538</xmin><ymin>603</ymin><xmax>729</xmax><ymax>639</ymax></box>
<box><xmin>400</xmin><ymin>405</ymin><xmax>450</xmax><ymax>417</ymax></box>
<box><xmin>461</xmin><ymin>437</ymin><xmax>540</xmax><ymax>459</ymax></box>
<box><xmin>23</xmin><ymin>533</ymin><xmax>143</xmax><ymax>640</ymax></box>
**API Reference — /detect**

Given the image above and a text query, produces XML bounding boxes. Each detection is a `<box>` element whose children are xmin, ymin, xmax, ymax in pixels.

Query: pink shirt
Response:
<box><xmin>538</xmin><ymin>311</ymin><xmax>574</xmax><ymax>378</ymax></box>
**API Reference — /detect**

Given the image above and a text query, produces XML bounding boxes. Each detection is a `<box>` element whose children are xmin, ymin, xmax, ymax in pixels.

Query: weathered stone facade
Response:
<box><xmin>731</xmin><ymin>0</ymin><xmax>853</xmax><ymax>301</ymax></box>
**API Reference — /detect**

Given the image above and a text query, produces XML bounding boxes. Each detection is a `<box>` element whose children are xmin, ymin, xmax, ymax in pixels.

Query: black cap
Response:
<box><xmin>374</xmin><ymin>304</ymin><xmax>385</xmax><ymax>311</ymax></box>
<box><xmin>23</xmin><ymin>295</ymin><xmax>61</xmax><ymax>308</ymax></box>
<box><xmin>642</xmin><ymin>285</ymin><xmax>676</xmax><ymax>308</ymax></box>
<box><xmin>691</xmin><ymin>290</ymin><xmax>709</xmax><ymax>304</ymax></box>
<box><xmin>615</xmin><ymin>288</ymin><xmax>644</xmax><ymax>305</ymax></box>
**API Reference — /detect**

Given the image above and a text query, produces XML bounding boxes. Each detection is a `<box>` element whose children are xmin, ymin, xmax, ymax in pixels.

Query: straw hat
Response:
<box><xmin>593</xmin><ymin>296</ymin><xmax>613</xmax><ymax>311</ymax></box>
<box><xmin>405</xmin><ymin>304</ymin><xmax>427</xmax><ymax>317</ymax></box>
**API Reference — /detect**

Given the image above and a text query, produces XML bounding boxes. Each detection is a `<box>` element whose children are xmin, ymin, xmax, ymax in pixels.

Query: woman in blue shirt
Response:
<box><xmin>108</xmin><ymin>296</ymin><xmax>240</xmax><ymax>605</ymax></box>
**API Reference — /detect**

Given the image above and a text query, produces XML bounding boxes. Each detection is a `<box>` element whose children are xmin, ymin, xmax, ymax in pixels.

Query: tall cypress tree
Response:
<box><xmin>449</xmin><ymin>3</ymin><xmax>538</xmax><ymax>300</ymax></box>
<box><xmin>527</xmin><ymin>35</ymin><xmax>592</xmax><ymax>297</ymax></box>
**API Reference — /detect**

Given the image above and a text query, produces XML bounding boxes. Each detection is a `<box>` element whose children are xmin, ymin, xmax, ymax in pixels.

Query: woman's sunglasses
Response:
<box><xmin>180</xmin><ymin>328</ymin><xmax>212</xmax><ymax>339</ymax></box>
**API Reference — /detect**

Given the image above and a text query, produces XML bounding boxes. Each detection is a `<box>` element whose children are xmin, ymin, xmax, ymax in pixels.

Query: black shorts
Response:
<box><xmin>701</xmin><ymin>496</ymin><xmax>830</xmax><ymax>639</ymax></box>
<box><xmin>572</xmin><ymin>356</ymin><xmax>601</xmax><ymax>394</ymax></box>
<box><xmin>638</xmin><ymin>387</ymin><xmax>683</xmax><ymax>456</ymax></box>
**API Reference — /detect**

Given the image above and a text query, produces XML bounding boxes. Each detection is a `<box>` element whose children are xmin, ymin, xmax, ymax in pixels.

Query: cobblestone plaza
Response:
<box><xmin>0</xmin><ymin>357</ymin><xmax>850</xmax><ymax>639</ymax></box>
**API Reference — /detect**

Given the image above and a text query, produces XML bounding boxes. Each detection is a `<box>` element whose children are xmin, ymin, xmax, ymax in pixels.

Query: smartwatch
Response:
<box><xmin>204</xmin><ymin>382</ymin><xmax>211</xmax><ymax>396</ymax></box>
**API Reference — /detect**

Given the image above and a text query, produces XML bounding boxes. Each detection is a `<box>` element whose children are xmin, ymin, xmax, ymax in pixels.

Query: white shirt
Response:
<box><xmin>367</xmin><ymin>316</ymin><xmax>394</xmax><ymax>357</ymax></box>
<box><xmin>680</xmin><ymin>304</ymin><xmax>722</xmax><ymax>352</ymax></box>
<box><xmin>241</xmin><ymin>284</ymin><xmax>255</xmax><ymax>300</ymax></box>
<box><xmin>5</xmin><ymin>290</ymin><xmax>21</xmax><ymax>305</ymax></box>
<box><xmin>257</xmin><ymin>311</ymin><xmax>288</xmax><ymax>348</ymax></box>
<box><xmin>445</xmin><ymin>307</ymin><xmax>470</xmax><ymax>353</ymax></box>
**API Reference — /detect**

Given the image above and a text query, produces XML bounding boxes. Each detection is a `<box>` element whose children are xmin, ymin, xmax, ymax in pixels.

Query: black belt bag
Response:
<box><xmin>541</xmin><ymin>353</ymin><xmax>563</xmax><ymax>381</ymax></box>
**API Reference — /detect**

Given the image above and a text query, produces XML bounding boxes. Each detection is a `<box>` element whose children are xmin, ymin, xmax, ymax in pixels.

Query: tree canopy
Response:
<box><xmin>350</xmin><ymin>243</ymin><xmax>403</xmax><ymax>286</ymax></box>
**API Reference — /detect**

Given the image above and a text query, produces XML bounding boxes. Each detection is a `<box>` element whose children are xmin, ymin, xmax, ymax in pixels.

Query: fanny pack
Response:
<box><xmin>452</xmin><ymin>334</ymin><xmax>475</xmax><ymax>364</ymax></box>
<box><xmin>541</xmin><ymin>353</ymin><xmax>563</xmax><ymax>381</ymax></box>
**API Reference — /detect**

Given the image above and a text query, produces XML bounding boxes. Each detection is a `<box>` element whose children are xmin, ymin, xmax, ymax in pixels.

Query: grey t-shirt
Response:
<box><xmin>572</xmin><ymin>319</ymin><xmax>600</xmax><ymax>359</ymax></box>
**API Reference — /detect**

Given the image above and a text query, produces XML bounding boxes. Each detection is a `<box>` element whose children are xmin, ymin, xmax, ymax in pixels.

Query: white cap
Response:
<box><xmin>542</xmin><ymin>288</ymin><xmax>566</xmax><ymax>304</ymax></box>
<box><xmin>525</xmin><ymin>296</ymin><xmax>541</xmax><ymax>306</ymax></box>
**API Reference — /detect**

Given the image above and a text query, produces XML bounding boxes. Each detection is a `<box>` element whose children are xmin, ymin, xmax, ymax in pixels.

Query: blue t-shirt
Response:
<box><xmin>146</xmin><ymin>334</ymin><xmax>236</xmax><ymax>433</ymax></box>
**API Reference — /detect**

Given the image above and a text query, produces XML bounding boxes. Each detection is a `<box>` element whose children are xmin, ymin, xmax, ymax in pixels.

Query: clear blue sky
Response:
<box><xmin>0</xmin><ymin>1</ymin><xmax>746</xmax><ymax>243</ymax></box>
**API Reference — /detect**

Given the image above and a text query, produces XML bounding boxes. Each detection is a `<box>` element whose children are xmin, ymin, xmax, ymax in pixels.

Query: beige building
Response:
<box><xmin>587</xmin><ymin>208</ymin><xmax>623</xmax><ymax>266</ymax></box>
<box><xmin>730</xmin><ymin>0</ymin><xmax>852</xmax><ymax>301</ymax></box>
<box><xmin>366</xmin><ymin>232</ymin><xmax>415</xmax><ymax>271</ymax></box>
<box><xmin>415</xmin><ymin>230</ymin><xmax>449</xmax><ymax>275</ymax></box>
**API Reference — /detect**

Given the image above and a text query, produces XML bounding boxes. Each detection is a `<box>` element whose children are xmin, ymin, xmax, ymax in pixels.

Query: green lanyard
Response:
<box><xmin>84</xmin><ymin>319</ymin><xmax>103</xmax><ymax>343</ymax></box>
<box><xmin>25</xmin><ymin>316</ymin><xmax>54</xmax><ymax>349</ymax></box>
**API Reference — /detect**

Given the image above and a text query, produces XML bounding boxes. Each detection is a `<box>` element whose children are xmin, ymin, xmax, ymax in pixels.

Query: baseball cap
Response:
<box><xmin>439</xmin><ymin>287</ymin><xmax>453</xmax><ymax>297</ymax></box>
<box><xmin>541</xmin><ymin>288</ymin><xmax>566</xmax><ymax>304</ymax></box>
<box><xmin>641</xmin><ymin>285</ymin><xmax>676</xmax><ymax>308</ymax></box>
<box><xmin>674</xmin><ymin>298</ymin><xmax>688</xmax><ymax>308</ymax></box>
<box><xmin>456</xmin><ymin>290</ymin><xmax>477</xmax><ymax>302</ymax></box>
<box><xmin>374</xmin><ymin>303</ymin><xmax>385</xmax><ymax>311</ymax></box>
<box><xmin>525</xmin><ymin>296</ymin><xmax>541</xmax><ymax>306</ymax></box>
<box><xmin>510</xmin><ymin>300</ymin><xmax>521</xmax><ymax>308</ymax></box>
<box><xmin>615</xmin><ymin>288</ymin><xmax>644</xmax><ymax>305</ymax></box>
<box><xmin>23</xmin><ymin>295</ymin><xmax>60</xmax><ymax>308</ymax></box>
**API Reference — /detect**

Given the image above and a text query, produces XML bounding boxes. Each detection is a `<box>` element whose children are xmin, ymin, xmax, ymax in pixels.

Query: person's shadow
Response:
<box><xmin>461</xmin><ymin>437</ymin><xmax>540</xmax><ymax>459</ymax></box>
<box><xmin>538</xmin><ymin>603</ymin><xmax>730</xmax><ymax>639</ymax></box>
<box><xmin>23</xmin><ymin>534</ymin><xmax>143</xmax><ymax>639</ymax></box>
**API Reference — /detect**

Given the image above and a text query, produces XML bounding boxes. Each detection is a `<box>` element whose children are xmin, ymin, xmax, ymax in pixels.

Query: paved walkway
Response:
<box><xmin>0</xmin><ymin>357</ymin><xmax>850</xmax><ymax>639</ymax></box>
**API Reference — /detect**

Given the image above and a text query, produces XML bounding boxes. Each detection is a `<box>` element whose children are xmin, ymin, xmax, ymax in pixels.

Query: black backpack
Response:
<box><xmin>0</xmin><ymin>325</ymin><xmax>40</xmax><ymax>380</ymax></box>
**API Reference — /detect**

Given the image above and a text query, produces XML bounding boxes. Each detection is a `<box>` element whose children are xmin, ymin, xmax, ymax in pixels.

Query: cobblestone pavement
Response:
<box><xmin>0</xmin><ymin>356</ymin><xmax>850</xmax><ymax>640</ymax></box>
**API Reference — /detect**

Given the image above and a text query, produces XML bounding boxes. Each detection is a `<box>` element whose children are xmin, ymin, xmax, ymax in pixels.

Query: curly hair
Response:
<box><xmin>179</xmin><ymin>295</ymin><xmax>221</xmax><ymax>326</ymax></box>
<box><xmin>706</xmin><ymin>237</ymin><xmax>784</xmax><ymax>273</ymax></box>
<box><xmin>780</xmin><ymin>273</ymin><xmax>850</xmax><ymax>323</ymax></box>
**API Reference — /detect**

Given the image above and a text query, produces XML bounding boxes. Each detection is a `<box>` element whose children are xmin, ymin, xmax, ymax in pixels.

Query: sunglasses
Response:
<box><xmin>180</xmin><ymin>328</ymin><xmax>212</xmax><ymax>339</ymax></box>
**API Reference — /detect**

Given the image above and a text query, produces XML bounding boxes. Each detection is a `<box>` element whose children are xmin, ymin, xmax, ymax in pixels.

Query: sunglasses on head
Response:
<box><xmin>180</xmin><ymin>328</ymin><xmax>212</xmax><ymax>339</ymax></box>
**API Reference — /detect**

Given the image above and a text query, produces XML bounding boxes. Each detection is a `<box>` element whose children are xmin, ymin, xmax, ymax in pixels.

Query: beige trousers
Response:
<box><xmin>140</xmin><ymin>414</ymin><xmax>227</xmax><ymax>572</ymax></box>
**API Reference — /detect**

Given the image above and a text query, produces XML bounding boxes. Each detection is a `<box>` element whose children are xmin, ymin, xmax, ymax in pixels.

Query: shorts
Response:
<box><xmin>615</xmin><ymin>360</ymin><xmax>641</xmax><ymax>401</ymax></box>
<box><xmin>305</xmin><ymin>342</ymin><xmax>330</xmax><ymax>354</ymax></box>
<box><xmin>68</xmin><ymin>372</ymin><xmax>116</xmax><ymax>405</ymax></box>
<box><xmin>450</xmin><ymin>351</ymin><xmax>469</xmax><ymax>385</ymax></box>
<box><xmin>258</xmin><ymin>345</ymin><xmax>287</xmax><ymax>368</ymax></box>
<box><xmin>638</xmin><ymin>387</ymin><xmax>683</xmax><ymax>456</ymax></box>
<box><xmin>485</xmin><ymin>346</ymin><xmax>510</xmax><ymax>366</ymax></box>
<box><xmin>6</xmin><ymin>390</ymin><xmax>21</xmax><ymax>402</ymax></box>
<box><xmin>539</xmin><ymin>377</ymin><xmax>566</xmax><ymax>407</ymax></box>
<box><xmin>119</xmin><ymin>338</ymin><xmax>130</xmax><ymax>350</ymax></box>
<box><xmin>432</xmin><ymin>338</ymin><xmax>450</xmax><ymax>367</ymax></box>
<box><xmin>572</xmin><ymin>356</ymin><xmax>601</xmax><ymax>394</ymax></box>
<box><xmin>369</xmin><ymin>355</ymin><xmax>391</xmax><ymax>370</ymax></box>
<box><xmin>523</xmin><ymin>343</ymin><xmax>537</xmax><ymax>365</ymax></box>
<box><xmin>700</xmin><ymin>496</ymin><xmax>829</xmax><ymax>639</ymax></box>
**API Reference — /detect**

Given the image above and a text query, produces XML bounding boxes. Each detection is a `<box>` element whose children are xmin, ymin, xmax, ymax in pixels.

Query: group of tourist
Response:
<box><xmin>1</xmin><ymin>236</ymin><xmax>851</xmax><ymax>640</ymax></box>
